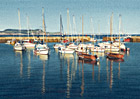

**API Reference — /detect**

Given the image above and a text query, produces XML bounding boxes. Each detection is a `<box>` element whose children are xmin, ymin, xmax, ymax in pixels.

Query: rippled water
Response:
<box><xmin>0</xmin><ymin>43</ymin><xmax>140</xmax><ymax>99</ymax></box>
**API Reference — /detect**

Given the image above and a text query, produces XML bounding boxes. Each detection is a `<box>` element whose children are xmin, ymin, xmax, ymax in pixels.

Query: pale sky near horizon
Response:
<box><xmin>0</xmin><ymin>0</ymin><xmax>140</xmax><ymax>34</ymax></box>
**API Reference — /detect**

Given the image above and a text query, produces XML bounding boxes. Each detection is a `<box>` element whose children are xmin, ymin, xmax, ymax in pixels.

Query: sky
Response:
<box><xmin>0</xmin><ymin>0</ymin><xmax>140</xmax><ymax>34</ymax></box>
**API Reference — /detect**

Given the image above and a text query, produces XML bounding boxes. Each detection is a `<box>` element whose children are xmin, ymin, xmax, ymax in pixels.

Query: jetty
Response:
<box><xmin>103</xmin><ymin>36</ymin><xmax>140</xmax><ymax>42</ymax></box>
<box><xmin>0</xmin><ymin>36</ymin><xmax>91</xmax><ymax>43</ymax></box>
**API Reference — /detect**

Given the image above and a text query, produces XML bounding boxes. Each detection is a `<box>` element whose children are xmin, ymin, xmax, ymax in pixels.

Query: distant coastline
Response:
<box><xmin>0</xmin><ymin>29</ymin><xmax>139</xmax><ymax>36</ymax></box>
<box><xmin>0</xmin><ymin>29</ymin><xmax>61</xmax><ymax>35</ymax></box>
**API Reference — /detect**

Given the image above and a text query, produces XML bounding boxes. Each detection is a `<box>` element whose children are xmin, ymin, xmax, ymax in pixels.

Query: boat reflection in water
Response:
<box><xmin>64</xmin><ymin>54</ymin><xmax>76</xmax><ymax>98</ymax></box>
<box><xmin>107</xmin><ymin>57</ymin><xmax>124</xmax><ymax>62</ymax></box>
<box><xmin>62</xmin><ymin>53</ymin><xmax>74</xmax><ymax>59</ymax></box>
<box><xmin>106</xmin><ymin>57</ymin><xmax>124</xmax><ymax>90</ymax></box>
<box><xmin>15</xmin><ymin>51</ymin><xmax>23</xmax><ymax>77</ymax></box>
<box><xmin>27</xmin><ymin>50</ymin><xmax>31</xmax><ymax>78</ymax></box>
<box><xmin>66</xmin><ymin>56</ymin><xmax>70</xmax><ymax>98</ymax></box>
<box><xmin>80</xmin><ymin>60</ymin><xmax>85</xmax><ymax>96</ymax></box>
<box><xmin>92</xmin><ymin>52</ymin><xmax>105</xmax><ymax>58</ymax></box>
<box><xmin>78</xmin><ymin>58</ymin><xmax>99</xmax><ymax>65</ymax></box>
<box><xmin>39</xmin><ymin>55</ymin><xmax>49</xmax><ymax>61</ymax></box>
<box><xmin>78</xmin><ymin>57</ymin><xmax>100</xmax><ymax>96</ymax></box>
<box><xmin>39</xmin><ymin>55</ymin><xmax>48</xmax><ymax>94</ymax></box>
<box><xmin>59</xmin><ymin>53</ymin><xmax>79</xmax><ymax>98</ymax></box>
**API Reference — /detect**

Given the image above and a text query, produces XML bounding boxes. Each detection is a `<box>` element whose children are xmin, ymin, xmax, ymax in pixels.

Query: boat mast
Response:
<box><xmin>91</xmin><ymin>17</ymin><xmax>94</xmax><ymax>55</ymax></box>
<box><xmin>60</xmin><ymin>14</ymin><xmax>64</xmax><ymax>42</ymax></box>
<box><xmin>98</xmin><ymin>21</ymin><xmax>100</xmax><ymax>43</ymax></box>
<box><xmin>27</xmin><ymin>16</ymin><xmax>29</xmax><ymax>41</ymax></box>
<box><xmin>110</xmin><ymin>12</ymin><xmax>113</xmax><ymax>53</ymax></box>
<box><xmin>18</xmin><ymin>8</ymin><xmax>21</xmax><ymax>41</ymax></box>
<box><xmin>82</xmin><ymin>16</ymin><xmax>84</xmax><ymax>52</ymax></box>
<box><xmin>107</xmin><ymin>17</ymin><xmax>110</xmax><ymax>41</ymax></box>
<box><xmin>60</xmin><ymin>14</ymin><xmax>63</xmax><ymax>35</ymax></box>
<box><xmin>42</xmin><ymin>7</ymin><xmax>47</xmax><ymax>43</ymax></box>
<box><xmin>119</xmin><ymin>14</ymin><xmax>121</xmax><ymax>53</ymax></box>
<box><xmin>67</xmin><ymin>8</ymin><xmax>70</xmax><ymax>41</ymax></box>
<box><xmin>90</xmin><ymin>17</ymin><xmax>94</xmax><ymax>40</ymax></box>
<box><xmin>72</xmin><ymin>15</ymin><xmax>76</xmax><ymax>42</ymax></box>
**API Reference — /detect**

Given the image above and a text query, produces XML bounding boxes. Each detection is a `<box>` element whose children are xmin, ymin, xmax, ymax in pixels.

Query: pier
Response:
<box><xmin>103</xmin><ymin>36</ymin><xmax>140</xmax><ymax>42</ymax></box>
<box><xmin>2</xmin><ymin>36</ymin><xmax>140</xmax><ymax>43</ymax></box>
<box><xmin>0</xmin><ymin>36</ymin><xmax>91</xmax><ymax>43</ymax></box>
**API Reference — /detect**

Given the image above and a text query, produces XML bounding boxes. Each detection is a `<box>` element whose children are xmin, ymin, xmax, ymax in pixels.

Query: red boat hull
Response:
<box><xmin>78</xmin><ymin>52</ymin><xmax>97</xmax><ymax>61</ymax></box>
<box><xmin>107</xmin><ymin>57</ymin><xmax>124</xmax><ymax>62</ymax></box>
<box><xmin>107</xmin><ymin>53</ymin><xmax>124</xmax><ymax>59</ymax></box>
<box><xmin>124</xmin><ymin>38</ymin><xmax>131</xmax><ymax>42</ymax></box>
<box><xmin>78</xmin><ymin>59</ymin><xmax>97</xmax><ymax>64</ymax></box>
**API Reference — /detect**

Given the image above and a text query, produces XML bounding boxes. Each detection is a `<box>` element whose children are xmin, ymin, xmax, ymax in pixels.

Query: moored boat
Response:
<box><xmin>14</xmin><ymin>42</ymin><xmax>26</xmax><ymax>51</ymax></box>
<box><xmin>67</xmin><ymin>43</ymin><xmax>78</xmax><ymax>49</ymax></box>
<box><xmin>78</xmin><ymin>52</ymin><xmax>98</xmax><ymax>61</ymax></box>
<box><xmin>33</xmin><ymin>44</ymin><xmax>49</xmax><ymax>55</ymax></box>
<box><xmin>123</xmin><ymin>36</ymin><xmax>131</xmax><ymax>42</ymax></box>
<box><xmin>106</xmin><ymin>52</ymin><xmax>124</xmax><ymax>59</ymax></box>
<box><xmin>106</xmin><ymin>14</ymin><xmax>124</xmax><ymax>59</ymax></box>
<box><xmin>22</xmin><ymin>39</ymin><xmax>35</xmax><ymax>48</ymax></box>
<box><xmin>59</xmin><ymin>47</ymin><xmax>74</xmax><ymax>54</ymax></box>
<box><xmin>53</xmin><ymin>43</ymin><xmax>65</xmax><ymax>49</ymax></box>
<box><xmin>5</xmin><ymin>40</ymin><xmax>11</xmax><ymax>44</ymax></box>
<box><xmin>77</xmin><ymin>16</ymin><xmax>98</xmax><ymax>61</ymax></box>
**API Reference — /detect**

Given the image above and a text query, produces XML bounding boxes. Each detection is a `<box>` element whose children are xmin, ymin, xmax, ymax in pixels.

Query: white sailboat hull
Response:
<box><xmin>23</xmin><ymin>43</ymin><xmax>35</xmax><ymax>48</ymax></box>
<box><xmin>14</xmin><ymin>43</ymin><xmax>26</xmax><ymax>51</ymax></box>
<box><xmin>34</xmin><ymin>49</ymin><xmax>49</xmax><ymax>55</ymax></box>
<box><xmin>91</xmin><ymin>48</ymin><xmax>105</xmax><ymax>52</ymax></box>
<box><xmin>34</xmin><ymin>44</ymin><xmax>49</xmax><ymax>55</ymax></box>
<box><xmin>53</xmin><ymin>44</ymin><xmax>65</xmax><ymax>49</ymax></box>
<box><xmin>59</xmin><ymin>48</ymin><xmax>74</xmax><ymax>54</ymax></box>
<box><xmin>105</xmin><ymin>48</ymin><xmax>119</xmax><ymax>52</ymax></box>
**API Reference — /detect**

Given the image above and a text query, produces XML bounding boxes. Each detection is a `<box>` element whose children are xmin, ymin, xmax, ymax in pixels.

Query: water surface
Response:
<box><xmin>0</xmin><ymin>43</ymin><xmax>140</xmax><ymax>99</ymax></box>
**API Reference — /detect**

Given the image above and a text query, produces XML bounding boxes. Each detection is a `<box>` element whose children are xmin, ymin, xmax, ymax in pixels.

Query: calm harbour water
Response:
<box><xmin>0</xmin><ymin>43</ymin><xmax>140</xmax><ymax>99</ymax></box>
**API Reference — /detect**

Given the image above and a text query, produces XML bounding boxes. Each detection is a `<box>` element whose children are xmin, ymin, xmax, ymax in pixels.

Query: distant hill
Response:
<box><xmin>0</xmin><ymin>29</ymin><xmax>43</xmax><ymax>34</ymax></box>
<box><xmin>0</xmin><ymin>29</ymin><xmax>61</xmax><ymax>35</ymax></box>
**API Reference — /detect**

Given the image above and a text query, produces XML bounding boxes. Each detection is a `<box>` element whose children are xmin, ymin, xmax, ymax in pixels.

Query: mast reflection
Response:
<box><xmin>80</xmin><ymin>60</ymin><xmax>84</xmax><ymax>96</ymax></box>
<box><xmin>118</xmin><ymin>62</ymin><xmax>120</xmax><ymax>79</ymax></box>
<box><xmin>27</xmin><ymin>50</ymin><xmax>31</xmax><ymax>78</ymax></box>
<box><xmin>98</xmin><ymin>60</ymin><xmax>100</xmax><ymax>82</ymax></box>
<box><xmin>78</xmin><ymin>58</ymin><xmax>98</xmax><ymax>96</ymax></box>
<box><xmin>15</xmin><ymin>51</ymin><xmax>23</xmax><ymax>78</ymax></box>
<box><xmin>110</xmin><ymin>60</ymin><xmax>113</xmax><ymax>89</ymax></box>
<box><xmin>106</xmin><ymin>58</ymin><xmax>109</xmax><ymax>82</ymax></box>
<box><xmin>107</xmin><ymin>57</ymin><xmax>124</xmax><ymax>90</ymax></box>
<box><xmin>42</xmin><ymin>60</ymin><xmax>45</xmax><ymax>93</ymax></box>
<box><xmin>92</xmin><ymin>64</ymin><xmax>94</xmax><ymax>80</ymax></box>
<box><xmin>62</xmin><ymin>53</ymin><xmax>77</xmax><ymax>98</ymax></box>
<box><xmin>66</xmin><ymin>57</ymin><xmax>70</xmax><ymax>98</ymax></box>
<box><xmin>39</xmin><ymin>55</ymin><xmax>48</xmax><ymax>93</ymax></box>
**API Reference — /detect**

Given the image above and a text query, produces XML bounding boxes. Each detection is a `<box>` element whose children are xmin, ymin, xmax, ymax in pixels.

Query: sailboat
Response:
<box><xmin>58</xmin><ymin>9</ymin><xmax>74</xmax><ymax>54</ymax></box>
<box><xmin>107</xmin><ymin>14</ymin><xmax>124</xmax><ymax>59</ymax></box>
<box><xmin>89</xmin><ymin>17</ymin><xmax>105</xmax><ymax>52</ymax></box>
<box><xmin>67</xmin><ymin>15</ymin><xmax>78</xmax><ymax>49</ymax></box>
<box><xmin>53</xmin><ymin>14</ymin><xmax>65</xmax><ymax>49</ymax></box>
<box><xmin>22</xmin><ymin>16</ymin><xmax>35</xmax><ymax>48</ymax></box>
<box><xmin>14</xmin><ymin>8</ymin><xmax>26</xmax><ymax>51</ymax></box>
<box><xmin>33</xmin><ymin>7</ymin><xmax>49</xmax><ymax>55</ymax></box>
<box><xmin>78</xmin><ymin>16</ymin><xmax>98</xmax><ymax>61</ymax></box>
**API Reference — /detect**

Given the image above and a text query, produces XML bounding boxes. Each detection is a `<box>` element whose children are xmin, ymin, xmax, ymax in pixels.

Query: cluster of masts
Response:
<box><xmin>5</xmin><ymin>8</ymin><xmax>130</xmax><ymax>63</ymax></box>
<box><xmin>53</xmin><ymin>11</ymin><xmax>130</xmax><ymax>62</ymax></box>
